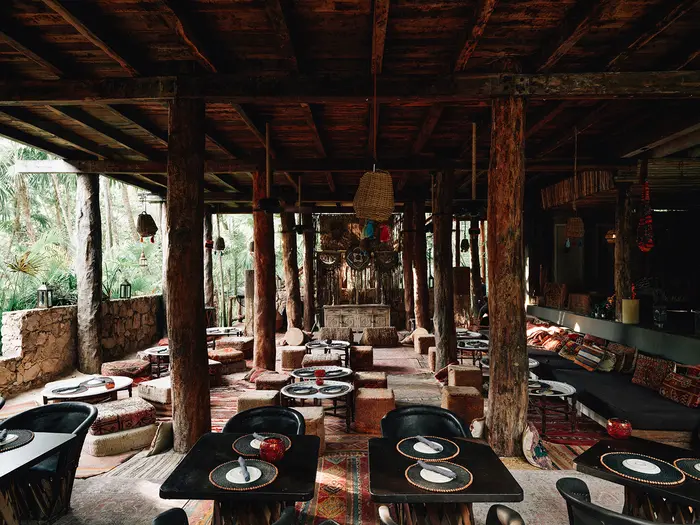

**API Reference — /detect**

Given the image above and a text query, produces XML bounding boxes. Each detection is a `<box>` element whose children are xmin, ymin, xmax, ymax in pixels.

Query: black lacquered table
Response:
<box><xmin>369</xmin><ymin>437</ymin><xmax>523</xmax><ymax>525</ymax></box>
<box><xmin>0</xmin><ymin>432</ymin><xmax>76</xmax><ymax>525</ymax></box>
<box><xmin>575</xmin><ymin>437</ymin><xmax>700</xmax><ymax>523</ymax></box>
<box><xmin>160</xmin><ymin>433</ymin><xmax>320</xmax><ymax>525</ymax></box>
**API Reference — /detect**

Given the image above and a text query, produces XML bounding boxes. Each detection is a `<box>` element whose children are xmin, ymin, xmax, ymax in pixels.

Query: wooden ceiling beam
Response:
<box><xmin>300</xmin><ymin>103</ymin><xmax>327</xmax><ymax>158</ymax></box>
<box><xmin>525</xmin><ymin>102</ymin><xmax>572</xmax><ymax>140</ymax></box>
<box><xmin>105</xmin><ymin>105</ymin><xmax>169</xmax><ymax>146</ymax></box>
<box><xmin>0</xmin><ymin>124</ymin><xmax>93</xmax><ymax>159</ymax></box>
<box><xmin>326</xmin><ymin>172</ymin><xmax>336</xmax><ymax>193</ymax></box>
<box><xmin>371</xmin><ymin>0</ymin><xmax>390</xmax><ymax>74</ymax></box>
<box><xmin>205</xmin><ymin>123</ymin><xmax>249</xmax><ymax>159</ymax></box>
<box><xmin>649</xmin><ymin>127</ymin><xmax>700</xmax><ymax>158</ymax></box>
<box><xmin>231</xmin><ymin>104</ymin><xmax>268</xmax><ymax>149</ymax></box>
<box><xmin>535</xmin><ymin>103</ymin><xmax>612</xmax><ymax>158</ymax></box>
<box><xmin>264</xmin><ymin>0</ymin><xmax>299</xmax><ymax>72</ymax></box>
<box><xmin>213</xmin><ymin>173</ymin><xmax>245</xmax><ymax>193</ymax></box>
<box><xmin>537</xmin><ymin>0</ymin><xmax>622</xmax><ymax>72</ymax></box>
<box><xmin>41</xmin><ymin>0</ymin><xmax>142</xmax><ymax>76</ymax></box>
<box><xmin>605</xmin><ymin>0</ymin><xmax>700</xmax><ymax>71</ymax></box>
<box><xmin>0</xmin><ymin>23</ymin><xmax>65</xmax><ymax>78</ymax></box>
<box><xmin>159</xmin><ymin>0</ymin><xmax>219</xmax><ymax>73</ymax></box>
<box><xmin>411</xmin><ymin>104</ymin><xmax>444</xmax><ymax>155</ymax></box>
<box><xmin>622</xmin><ymin>120</ymin><xmax>700</xmax><ymax>158</ymax></box>
<box><xmin>454</xmin><ymin>0</ymin><xmax>497</xmax><ymax>72</ymax></box>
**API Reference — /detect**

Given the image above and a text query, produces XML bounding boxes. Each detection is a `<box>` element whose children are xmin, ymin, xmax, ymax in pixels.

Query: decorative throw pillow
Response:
<box><xmin>606</xmin><ymin>342</ymin><xmax>638</xmax><ymax>373</ymax></box>
<box><xmin>542</xmin><ymin>334</ymin><xmax>566</xmax><ymax>352</ymax></box>
<box><xmin>583</xmin><ymin>334</ymin><xmax>608</xmax><ymax>347</ymax></box>
<box><xmin>659</xmin><ymin>372</ymin><xmax>700</xmax><ymax>408</ymax></box>
<box><xmin>631</xmin><ymin>355</ymin><xmax>675</xmax><ymax>390</ymax></box>
<box><xmin>558</xmin><ymin>340</ymin><xmax>580</xmax><ymax>361</ymax></box>
<box><xmin>597</xmin><ymin>351</ymin><xmax>617</xmax><ymax>373</ymax></box>
<box><xmin>676</xmin><ymin>364</ymin><xmax>700</xmax><ymax>379</ymax></box>
<box><xmin>146</xmin><ymin>421</ymin><xmax>174</xmax><ymax>457</ymax></box>
<box><xmin>522</xmin><ymin>422</ymin><xmax>553</xmax><ymax>470</ymax></box>
<box><xmin>574</xmin><ymin>344</ymin><xmax>606</xmax><ymax>372</ymax></box>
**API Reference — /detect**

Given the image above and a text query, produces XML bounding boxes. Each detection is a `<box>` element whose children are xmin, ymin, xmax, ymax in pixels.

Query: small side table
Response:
<box><xmin>143</xmin><ymin>346</ymin><xmax>170</xmax><ymax>378</ymax></box>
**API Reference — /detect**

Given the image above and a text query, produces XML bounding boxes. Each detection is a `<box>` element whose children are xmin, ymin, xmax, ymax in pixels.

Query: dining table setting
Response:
<box><xmin>369</xmin><ymin>435</ymin><xmax>523</xmax><ymax>525</ymax></box>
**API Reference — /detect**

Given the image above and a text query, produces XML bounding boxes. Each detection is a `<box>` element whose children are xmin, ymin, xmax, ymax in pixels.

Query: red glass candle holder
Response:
<box><xmin>607</xmin><ymin>418</ymin><xmax>632</xmax><ymax>439</ymax></box>
<box><xmin>259</xmin><ymin>437</ymin><xmax>285</xmax><ymax>463</ymax></box>
<box><xmin>314</xmin><ymin>369</ymin><xmax>326</xmax><ymax>378</ymax></box>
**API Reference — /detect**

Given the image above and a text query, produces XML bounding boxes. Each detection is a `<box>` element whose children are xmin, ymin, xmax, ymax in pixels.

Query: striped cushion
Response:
<box><xmin>659</xmin><ymin>372</ymin><xmax>700</xmax><ymax>408</ymax></box>
<box><xmin>574</xmin><ymin>344</ymin><xmax>606</xmax><ymax>372</ymax></box>
<box><xmin>558</xmin><ymin>340</ymin><xmax>580</xmax><ymax>362</ymax></box>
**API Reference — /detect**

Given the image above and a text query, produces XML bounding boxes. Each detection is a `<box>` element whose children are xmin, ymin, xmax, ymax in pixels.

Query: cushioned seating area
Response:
<box><xmin>354</xmin><ymin>388</ymin><xmax>396</xmax><ymax>433</ymax></box>
<box><xmin>293</xmin><ymin>406</ymin><xmax>326</xmax><ymax>454</ymax></box>
<box><xmin>90</xmin><ymin>397</ymin><xmax>156</xmax><ymax>436</ymax></box>
<box><xmin>359</xmin><ymin>327</ymin><xmax>398</xmax><ymax>347</ymax></box>
<box><xmin>101</xmin><ymin>359</ymin><xmax>151</xmax><ymax>379</ymax></box>
<box><xmin>551</xmin><ymin>368</ymin><xmax>699</xmax><ymax>431</ymax></box>
<box><xmin>529</xmin><ymin>348</ymin><xmax>581</xmax><ymax>379</ymax></box>
<box><xmin>350</xmin><ymin>345</ymin><xmax>373</xmax><ymax>371</ymax></box>
<box><xmin>317</xmin><ymin>326</ymin><xmax>354</xmax><ymax>343</ymax></box>
<box><xmin>281</xmin><ymin>346</ymin><xmax>307</xmax><ymax>370</ymax></box>
<box><xmin>215</xmin><ymin>336</ymin><xmax>253</xmax><ymax>358</ymax></box>
<box><xmin>414</xmin><ymin>335</ymin><xmax>435</xmax><ymax>355</ymax></box>
<box><xmin>302</xmin><ymin>353</ymin><xmax>342</xmax><ymax>368</ymax></box>
<box><xmin>441</xmin><ymin>386</ymin><xmax>483</xmax><ymax>426</ymax></box>
<box><xmin>255</xmin><ymin>372</ymin><xmax>291</xmax><ymax>391</ymax></box>
<box><xmin>138</xmin><ymin>376</ymin><xmax>172</xmax><ymax>404</ymax></box>
<box><xmin>354</xmin><ymin>371</ymin><xmax>388</xmax><ymax>390</ymax></box>
<box><xmin>207</xmin><ymin>348</ymin><xmax>246</xmax><ymax>374</ymax></box>
<box><xmin>236</xmin><ymin>390</ymin><xmax>279</xmax><ymax>413</ymax></box>
<box><xmin>84</xmin><ymin>424</ymin><xmax>157</xmax><ymax>457</ymax></box>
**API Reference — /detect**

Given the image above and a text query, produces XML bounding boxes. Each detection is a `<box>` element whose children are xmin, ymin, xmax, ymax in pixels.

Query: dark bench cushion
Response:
<box><xmin>528</xmin><ymin>349</ymin><xmax>581</xmax><ymax>379</ymax></box>
<box><xmin>551</xmin><ymin>369</ymin><xmax>700</xmax><ymax>431</ymax></box>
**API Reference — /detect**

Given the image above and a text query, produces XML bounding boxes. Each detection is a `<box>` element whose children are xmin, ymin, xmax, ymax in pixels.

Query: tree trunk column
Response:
<box><xmin>167</xmin><ymin>97</ymin><xmax>210</xmax><ymax>452</ymax></box>
<box><xmin>486</xmin><ymin>96</ymin><xmax>528</xmax><ymax>457</ymax></box>
<box><xmin>413</xmin><ymin>198</ymin><xmax>430</xmax><ymax>330</ymax></box>
<box><xmin>402</xmin><ymin>201</ymin><xmax>415</xmax><ymax>330</ymax></box>
<box><xmin>203</xmin><ymin>207</ymin><xmax>214</xmax><ymax>307</ymax></box>
<box><xmin>433</xmin><ymin>171</ymin><xmax>457</xmax><ymax>369</ymax></box>
<box><xmin>615</xmin><ymin>184</ymin><xmax>632</xmax><ymax>321</ymax></box>
<box><xmin>470</xmin><ymin>221</ymin><xmax>484</xmax><ymax>316</ymax></box>
<box><xmin>75</xmin><ymin>174</ymin><xmax>102</xmax><ymax>374</ymax></box>
<box><xmin>280</xmin><ymin>212</ymin><xmax>302</xmax><ymax>330</ymax></box>
<box><xmin>244</xmin><ymin>269</ymin><xmax>255</xmax><ymax>336</ymax></box>
<box><xmin>253</xmin><ymin>171</ymin><xmax>276</xmax><ymax>370</ymax></box>
<box><xmin>302</xmin><ymin>213</ymin><xmax>315</xmax><ymax>332</ymax></box>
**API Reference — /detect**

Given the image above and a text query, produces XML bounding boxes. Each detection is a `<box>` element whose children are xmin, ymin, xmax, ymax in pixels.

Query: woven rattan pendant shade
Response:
<box><xmin>353</xmin><ymin>169</ymin><xmax>394</xmax><ymax>222</ymax></box>
<box><xmin>566</xmin><ymin>217</ymin><xmax>584</xmax><ymax>238</ymax></box>
<box><xmin>136</xmin><ymin>211</ymin><xmax>158</xmax><ymax>242</ymax></box>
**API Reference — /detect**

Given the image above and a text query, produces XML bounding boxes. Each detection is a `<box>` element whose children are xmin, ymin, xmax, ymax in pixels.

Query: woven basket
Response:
<box><xmin>566</xmin><ymin>217</ymin><xmax>584</xmax><ymax>238</ymax></box>
<box><xmin>136</xmin><ymin>212</ymin><xmax>158</xmax><ymax>241</ymax></box>
<box><xmin>353</xmin><ymin>170</ymin><xmax>394</xmax><ymax>222</ymax></box>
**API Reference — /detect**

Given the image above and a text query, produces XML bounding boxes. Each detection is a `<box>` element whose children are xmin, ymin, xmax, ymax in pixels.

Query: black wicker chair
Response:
<box><xmin>557</xmin><ymin>478</ymin><xmax>656</xmax><ymax>524</ymax></box>
<box><xmin>153</xmin><ymin>508</ymin><xmax>188</xmax><ymax>525</ymax></box>
<box><xmin>378</xmin><ymin>504</ymin><xmax>524</xmax><ymax>524</ymax></box>
<box><xmin>222</xmin><ymin>406</ymin><xmax>305</xmax><ymax>435</ymax></box>
<box><xmin>380</xmin><ymin>406</ymin><xmax>470</xmax><ymax>439</ymax></box>
<box><xmin>0</xmin><ymin>402</ymin><xmax>97</xmax><ymax>521</ymax></box>
<box><xmin>0</xmin><ymin>395</ymin><xmax>5</xmax><ymax>411</ymax></box>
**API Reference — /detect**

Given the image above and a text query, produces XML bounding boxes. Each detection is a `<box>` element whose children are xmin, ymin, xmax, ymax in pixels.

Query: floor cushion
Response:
<box><xmin>360</xmin><ymin>327</ymin><xmax>398</xmax><ymax>347</ymax></box>
<box><xmin>101</xmin><ymin>359</ymin><xmax>151</xmax><ymax>379</ymax></box>
<box><xmin>215</xmin><ymin>336</ymin><xmax>253</xmax><ymax>358</ymax></box>
<box><xmin>138</xmin><ymin>376</ymin><xmax>172</xmax><ymax>405</ymax></box>
<box><xmin>90</xmin><ymin>397</ymin><xmax>156</xmax><ymax>436</ymax></box>
<box><xmin>659</xmin><ymin>372</ymin><xmax>700</xmax><ymax>408</ymax></box>
<box><xmin>317</xmin><ymin>327</ymin><xmax>354</xmax><ymax>343</ymax></box>
<box><xmin>84</xmin><ymin>424</ymin><xmax>158</xmax><ymax>457</ymax></box>
<box><xmin>631</xmin><ymin>354</ymin><xmax>675</xmax><ymax>390</ymax></box>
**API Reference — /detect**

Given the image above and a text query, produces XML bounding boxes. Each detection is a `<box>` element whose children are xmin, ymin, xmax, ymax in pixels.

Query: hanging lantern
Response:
<box><xmin>566</xmin><ymin>217</ymin><xmax>584</xmax><ymax>238</ymax></box>
<box><xmin>119</xmin><ymin>279</ymin><xmax>132</xmax><ymax>299</ymax></box>
<box><xmin>136</xmin><ymin>211</ymin><xmax>158</xmax><ymax>243</ymax></box>
<box><xmin>353</xmin><ymin>169</ymin><xmax>394</xmax><ymax>222</ymax></box>
<box><xmin>139</xmin><ymin>250</ymin><xmax>148</xmax><ymax>267</ymax></box>
<box><xmin>460</xmin><ymin>238</ymin><xmax>470</xmax><ymax>252</ymax></box>
<box><xmin>605</xmin><ymin>229</ymin><xmax>617</xmax><ymax>244</ymax></box>
<box><xmin>37</xmin><ymin>282</ymin><xmax>54</xmax><ymax>308</ymax></box>
<box><xmin>249</xmin><ymin>241</ymin><xmax>254</xmax><ymax>253</ymax></box>
<box><xmin>214</xmin><ymin>236</ymin><xmax>225</xmax><ymax>255</ymax></box>
<box><xmin>205</xmin><ymin>239</ymin><xmax>214</xmax><ymax>251</ymax></box>
<box><xmin>428</xmin><ymin>274</ymin><xmax>435</xmax><ymax>289</ymax></box>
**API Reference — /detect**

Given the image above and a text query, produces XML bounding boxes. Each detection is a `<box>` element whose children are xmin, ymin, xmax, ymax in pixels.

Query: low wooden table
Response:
<box><xmin>369</xmin><ymin>437</ymin><xmax>523</xmax><ymax>525</ymax></box>
<box><xmin>160</xmin><ymin>433</ymin><xmax>320</xmax><ymax>525</ymax></box>
<box><xmin>142</xmin><ymin>346</ymin><xmax>170</xmax><ymax>378</ymax></box>
<box><xmin>575</xmin><ymin>437</ymin><xmax>700</xmax><ymax>523</ymax></box>
<box><xmin>281</xmin><ymin>380</ymin><xmax>355</xmax><ymax>432</ymax></box>
<box><xmin>41</xmin><ymin>376</ymin><xmax>133</xmax><ymax>404</ymax></box>
<box><xmin>527</xmin><ymin>379</ymin><xmax>577</xmax><ymax>438</ymax></box>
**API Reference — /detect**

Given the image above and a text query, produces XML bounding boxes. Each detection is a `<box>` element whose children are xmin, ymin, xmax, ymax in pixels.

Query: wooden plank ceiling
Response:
<box><xmin>0</xmin><ymin>0</ymin><xmax>699</xmax><ymax>211</ymax></box>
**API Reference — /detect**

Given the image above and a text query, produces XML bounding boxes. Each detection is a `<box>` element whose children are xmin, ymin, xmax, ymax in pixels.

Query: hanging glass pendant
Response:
<box><xmin>139</xmin><ymin>250</ymin><xmax>148</xmax><ymax>267</ymax></box>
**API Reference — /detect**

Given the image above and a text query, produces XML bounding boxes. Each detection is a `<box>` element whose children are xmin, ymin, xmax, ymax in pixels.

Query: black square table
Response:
<box><xmin>160</xmin><ymin>433</ymin><xmax>320</xmax><ymax>525</ymax></box>
<box><xmin>575</xmin><ymin>437</ymin><xmax>700</xmax><ymax>523</ymax></box>
<box><xmin>0</xmin><ymin>432</ymin><xmax>76</xmax><ymax>525</ymax></box>
<box><xmin>369</xmin><ymin>437</ymin><xmax>523</xmax><ymax>525</ymax></box>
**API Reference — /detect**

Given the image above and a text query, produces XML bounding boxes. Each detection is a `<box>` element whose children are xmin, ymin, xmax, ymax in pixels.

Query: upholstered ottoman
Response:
<box><xmin>360</xmin><ymin>327</ymin><xmax>399</xmax><ymax>347</ymax></box>
<box><xmin>428</xmin><ymin>346</ymin><xmax>437</xmax><ymax>371</ymax></box>
<box><xmin>137</xmin><ymin>376</ymin><xmax>172</xmax><ymax>418</ymax></box>
<box><xmin>215</xmin><ymin>336</ymin><xmax>254</xmax><ymax>359</ymax></box>
<box><xmin>255</xmin><ymin>372</ymin><xmax>291</xmax><ymax>391</ymax></box>
<box><xmin>350</xmin><ymin>345</ymin><xmax>373</xmax><ymax>371</ymax></box>
<box><xmin>293</xmin><ymin>406</ymin><xmax>326</xmax><ymax>454</ymax></box>
<box><xmin>90</xmin><ymin>397</ymin><xmax>156</xmax><ymax>436</ymax></box>
<box><xmin>317</xmin><ymin>327</ymin><xmax>354</xmax><ymax>343</ymax></box>
<box><xmin>101</xmin><ymin>359</ymin><xmax>151</xmax><ymax>379</ymax></box>
<box><xmin>354</xmin><ymin>388</ymin><xmax>395</xmax><ymax>434</ymax></box>
<box><xmin>207</xmin><ymin>348</ymin><xmax>246</xmax><ymax>374</ymax></box>
<box><xmin>414</xmin><ymin>335</ymin><xmax>435</xmax><ymax>355</ymax></box>
<box><xmin>354</xmin><ymin>371</ymin><xmax>387</xmax><ymax>390</ymax></box>
<box><xmin>441</xmin><ymin>386</ymin><xmax>483</xmax><ymax>425</ymax></box>
<box><xmin>84</xmin><ymin>424</ymin><xmax>157</xmax><ymax>457</ymax></box>
<box><xmin>209</xmin><ymin>359</ymin><xmax>223</xmax><ymax>386</ymax></box>
<box><xmin>237</xmin><ymin>390</ymin><xmax>279</xmax><ymax>413</ymax></box>
<box><xmin>281</xmin><ymin>346</ymin><xmax>307</xmax><ymax>371</ymax></box>
<box><xmin>301</xmin><ymin>353</ymin><xmax>342</xmax><ymax>368</ymax></box>
<box><xmin>447</xmin><ymin>364</ymin><xmax>482</xmax><ymax>389</ymax></box>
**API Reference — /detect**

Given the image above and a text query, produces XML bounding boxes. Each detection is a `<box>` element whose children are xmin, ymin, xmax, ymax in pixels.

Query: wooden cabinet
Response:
<box><xmin>323</xmin><ymin>305</ymin><xmax>391</xmax><ymax>330</ymax></box>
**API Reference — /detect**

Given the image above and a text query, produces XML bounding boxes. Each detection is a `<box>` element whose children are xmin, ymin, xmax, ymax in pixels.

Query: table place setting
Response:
<box><xmin>293</xmin><ymin>365</ymin><xmax>351</xmax><ymax>380</ymax></box>
<box><xmin>286</xmin><ymin>384</ymin><xmax>319</xmax><ymax>396</ymax></box>
<box><xmin>600</xmin><ymin>452</ymin><xmax>686</xmax><ymax>486</ymax></box>
<box><xmin>209</xmin><ymin>455</ymin><xmax>279</xmax><ymax>492</ymax></box>
<box><xmin>456</xmin><ymin>329</ymin><xmax>485</xmax><ymax>340</ymax></box>
<box><xmin>405</xmin><ymin>460</ymin><xmax>473</xmax><ymax>493</ymax></box>
<box><xmin>673</xmin><ymin>458</ymin><xmax>700</xmax><ymax>481</ymax></box>
<box><xmin>0</xmin><ymin>428</ymin><xmax>35</xmax><ymax>453</ymax></box>
<box><xmin>233</xmin><ymin>432</ymin><xmax>292</xmax><ymax>457</ymax></box>
<box><xmin>397</xmin><ymin>436</ymin><xmax>460</xmax><ymax>462</ymax></box>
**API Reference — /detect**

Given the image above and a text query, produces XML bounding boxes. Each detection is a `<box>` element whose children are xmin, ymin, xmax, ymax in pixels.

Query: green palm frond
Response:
<box><xmin>7</xmin><ymin>251</ymin><xmax>43</xmax><ymax>276</ymax></box>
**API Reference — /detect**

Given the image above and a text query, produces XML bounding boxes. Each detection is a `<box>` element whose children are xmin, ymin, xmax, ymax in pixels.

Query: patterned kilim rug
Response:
<box><xmin>529</xmin><ymin>399</ymin><xmax>606</xmax><ymax>446</ymax></box>
<box><xmin>542</xmin><ymin>441</ymin><xmax>590</xmax><ymax>471</ymax></box>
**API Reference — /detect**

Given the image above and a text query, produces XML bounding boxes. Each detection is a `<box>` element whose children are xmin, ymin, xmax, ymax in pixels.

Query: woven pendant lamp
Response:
<box><xmin>136</xmin><ymin>211</ymin><xmax>158</xmax><ymax>243</ymax></box>
<box><xmin>353</xmin><ymin>169</ymin><xmax>394</xmax><ymax>222</ymax></box>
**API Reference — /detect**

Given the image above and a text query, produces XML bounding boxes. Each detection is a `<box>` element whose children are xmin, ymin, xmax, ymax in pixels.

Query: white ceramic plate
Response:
<box><xmin>250</xmin><ymin>439</ymin><xmax>262</xmax><ymax>450</ymax></box>
<box><xmin>225</xmin><ymin>466</ymin><xmax>262</xmax><ymax>484</ymax></box>
<box><xmin>694</xmin><ymin>462</ymin><xmax>700</xmax><ymax>473</ymax></box>
<box><xmin>420</xmin><ymin>467</ymin><xmax>453</xmax><ymax>484</ymax></box>
<box><xmin>622</xmin><ymin>458</ymin><xmax>661</xmax><ymax>475</ymax></box>
<box><xmin>413</xmin><ymin>441</ymin><xmax>443</xmax><ymax>454</ymax></box>
<box><xmin>0</xmin><ymin>434</ymin><xmax>19</xmax><ymax>446</ymax></box>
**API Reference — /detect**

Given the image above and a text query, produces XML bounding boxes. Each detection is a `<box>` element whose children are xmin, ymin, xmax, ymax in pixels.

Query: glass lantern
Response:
<box><xmin>139</xmin><ymin>250</ymin><xmax>148</xmax><ymax>267</ymax></box>
<box><xmin>37</xmin><ymin>282</ymin><xmax>54</xmax><ymax>308</ymax></box>
<box><xmin>119</xmin><ymin>279</ymin><xmax>132</xmax><ymax>299</ymax></box>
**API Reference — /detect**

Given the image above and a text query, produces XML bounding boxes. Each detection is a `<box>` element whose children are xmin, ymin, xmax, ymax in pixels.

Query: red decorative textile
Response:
<box><xmin>89</xmin><ymin>398</ymin><xmax>156</xmax><ymax>436</ymax></box>
<box><xmin>659</xmin><ymin>372</ymin><xmax>700</xmax><ymax>408</ymax></box>
<box><xmin>606</xmin><ymin>342</ymin><xmax>637</xmax><ymax>374</ymax></box>
<box><xmin>631</xmin><ymin>354</ymin><xmax>675</xmax><ymax>390</ymax></box>
<box><xmin>583</xmin><ymin>334</ymin><xmax>607</xmax><ymax>348</ymax></box>
<box><xmin>636</xmin><ymin>182</ymin><xmax>654</xmax><ymax>252</ymax></box>
<box><xmin>558</xmin><ymin>341</ymin><xmax>580</xmax><ymax>362</ymax></box>
<box><xmin>101</xmin><ymin>359</ymin><xmax>151</xmax><ymax>379</ymax></box>
<box><xmin>676</xmin><ymin>364</ymin><xmax>700</xmax><ymax>379</ymax></box>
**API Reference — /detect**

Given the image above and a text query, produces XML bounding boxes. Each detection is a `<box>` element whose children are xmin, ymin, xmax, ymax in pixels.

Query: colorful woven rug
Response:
<box><xmin>542</xmin><ymin>441</ymin><xmax>590</xmax><ymax>471</ymax></box>
<box><xmin>529</xmin><ymin>399</ymin><xmax>606</xmax><ymax>446</ymax></box>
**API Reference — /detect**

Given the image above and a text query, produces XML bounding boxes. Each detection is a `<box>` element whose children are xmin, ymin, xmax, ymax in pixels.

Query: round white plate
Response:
<box><xmin>420</xmin><ymin>468</ymin><xmax>453</xmax><ymax>484</ymax></box>
<box><xmin>225</xmin><ymin>466</ymin><xmax>262</xmax><ymax>484</ymax></box>
<box><xmin>413</xmin><ymin>441</ymin><xmax>443</xmax><ymax>454</ymax></box>
<box><xmin>0</xmin><ymin>434</ymin><xmax>19</xmax><ymax>446</ymax></box>
<box><xmin>694</xmin><ymin>462</ymin><xmax>700</xmax><ymax>473</ymax></box>
<box><xmin>622</xmin><ymin>459</ymin><xmax>661</xmax><ymax>475</ymax></box>
<box><xmin>250</xmin><ymin>439</ymin><xmax>262</xmax><ymax>450</ymax></box>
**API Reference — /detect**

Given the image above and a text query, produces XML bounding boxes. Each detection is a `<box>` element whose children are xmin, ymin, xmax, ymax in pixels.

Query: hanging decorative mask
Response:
<box><xmin>346</xmin><ymin>245</ymin><xmax>371</xmax><ymax>271</ymax></box>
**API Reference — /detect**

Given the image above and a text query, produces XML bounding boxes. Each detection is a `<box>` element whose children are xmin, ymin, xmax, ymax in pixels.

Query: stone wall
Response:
<box><xmin>0</xmin><ymin>306</ymin><xmax>77</xmax><ymax>396</ymax></box>
<box><xmin>1</xmin><ymin>295</ymin><xmax>163</xmax><ymax>397</ymax></box>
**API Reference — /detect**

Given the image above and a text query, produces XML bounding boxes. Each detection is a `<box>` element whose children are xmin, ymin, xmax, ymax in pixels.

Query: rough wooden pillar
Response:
<box><xmin>161</xmin><ymin>202</ymin><xmax>169</xmax><ymax>332</ymax></box>
<box><xmin>203</xmin><ymin>206</ymin><xmax>215</xmax><ymax>307</ymax></box>
<box><xmin>470</xmin><ymin>221</ymin><xmax>484</xmax><ymax>315</ymax></box>
<box><xmin>433</xmin><ymin>171</ymin><xmax>458</xmax><ymax>370</ymax></box>
<box><xmin>402</xmin><ymin>201</ymin><xmax>415</xmax><ymax>330</ymax></box>
<box><xmin>280</xmin><ymin>212</ymin><xmax>302</xmax><ymax>329</ymax></box>
<box><xmin>615</xmin><ymin>184</ymin><xmax>632</xmax><ymax>321</ymax></box>
<box><xmin>75</xmin><ymin>174</ymin><xmax>102</xmax><ymax>374</ymax></box>
<box><xmin>480</xmin><ymin>220</ymin><xmax>487</xmax><ymax>282</ymax></box>
<box><xmin>166</xmin><ymin>97</ymin><xmax>210</xmax><ymax>452</ymax></box>
<box><xmin>486</xmin><ymin>96</ymin><xmax>528</xmax><ymax>457</ymax></box>
<box><xmin>244</xmin><ymin>269</ymin><xmax>255</xmax><ymax>336</ymax></box>
<box><xmin>413</xmin><ymin>198</ymin><xmax>430</xmax><ymax>330</ymax></box>
<box><xmin>455</xmin><ymin>218</ymin><xmax>461</xmax><ymax>267</ymax></box>
<box><xmin>253</xmin><ymin>171</ymin><xmax>276</xmax><ymax>370</ymax></box>
<box><xmin>302</xmin><ymin>213</ymin><xmax>315</xmax><ymax>332</ymax></box>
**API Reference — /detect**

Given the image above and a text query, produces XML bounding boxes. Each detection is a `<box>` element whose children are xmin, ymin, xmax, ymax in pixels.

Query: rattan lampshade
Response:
<box><xmin>353</xmin><ymin>169</ymin><xmax>394</xmax><ymax>222</ymax></box>
<box><xmin>605</xmin><ymin>229</ymin><xmax>617</xmax><ymax>244</ymax></box>
<box><xmin>566</xmin><ymin>217</ymin><xmax>584</xmax><ymax>238</ymax></box>
<box><xmin>136</xmin><ymin>211</ymin><xmax>158</xmax><ymax>242</ymax></box>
